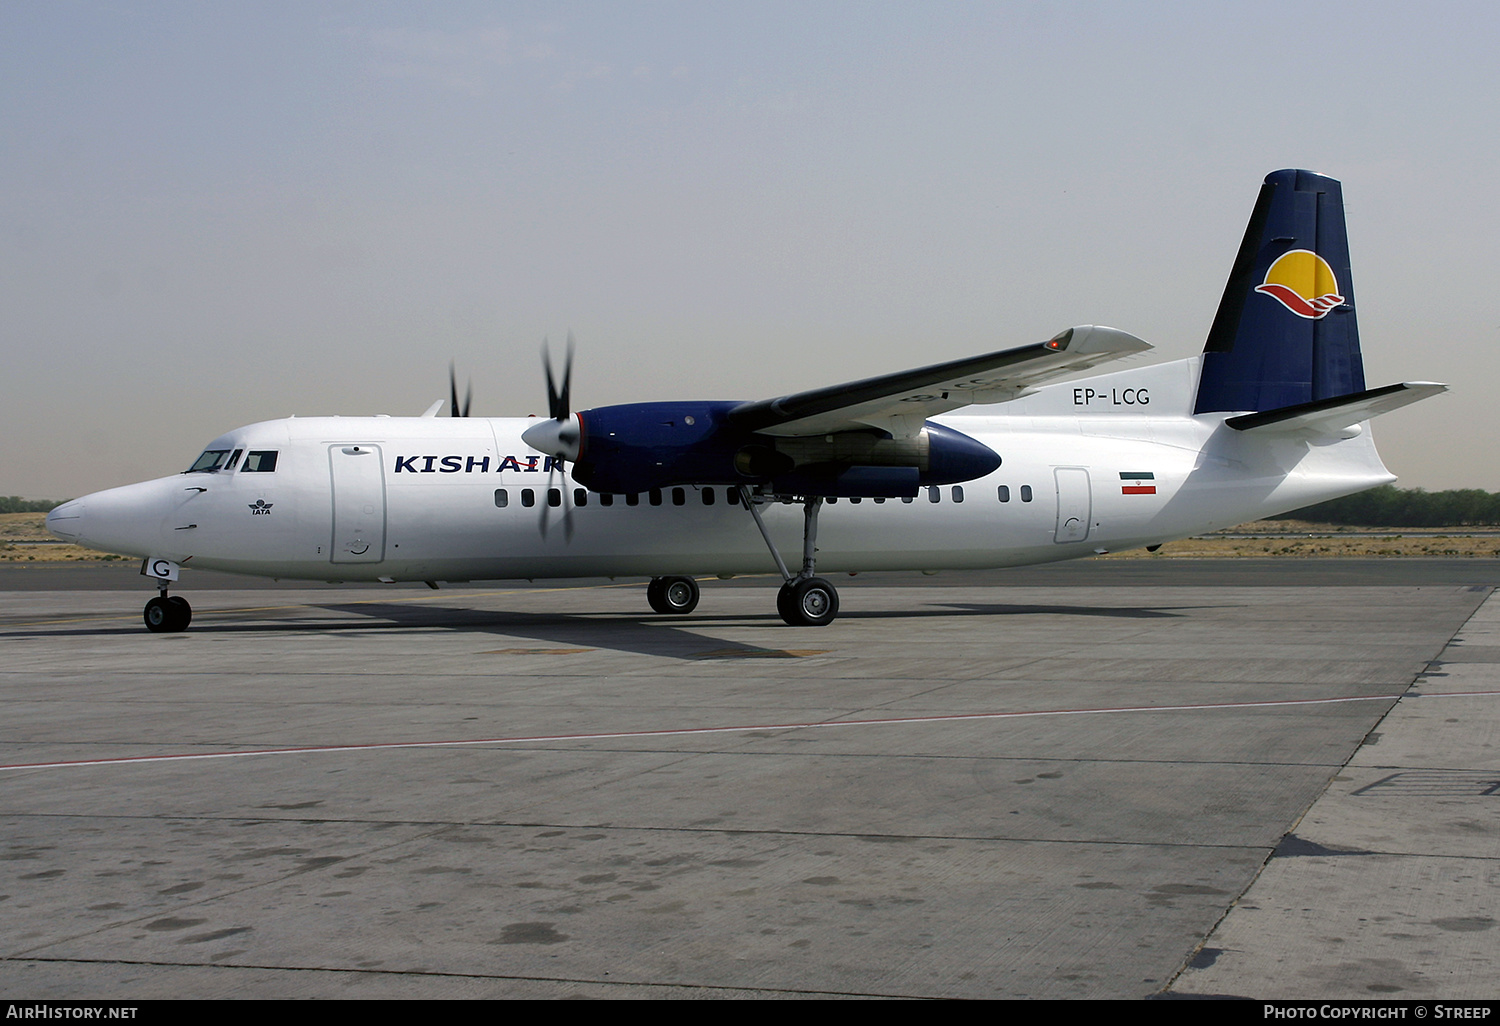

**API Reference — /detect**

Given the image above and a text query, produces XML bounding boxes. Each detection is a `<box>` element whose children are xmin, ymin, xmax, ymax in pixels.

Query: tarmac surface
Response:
<box><xmin>1</xmin><ymin>559</ymin><xmax>1497</xmax><ymax>999</ymax></box>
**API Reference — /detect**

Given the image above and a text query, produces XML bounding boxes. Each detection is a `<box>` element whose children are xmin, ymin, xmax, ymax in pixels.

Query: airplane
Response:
<box><xmin>46</xmin><ymin>169</ymin><xmax>1445</xmax><ymax>632</ymax></box>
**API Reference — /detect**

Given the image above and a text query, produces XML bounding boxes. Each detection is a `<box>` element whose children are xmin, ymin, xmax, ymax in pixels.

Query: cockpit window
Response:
<box><xmin>225</xmin><ymin>448</ymin><xmax>243</xmax><ymax>471</ymax></box>
<box><xmin>242</xmin><ymin>450</ymin><xmax>279</xmax><ymax>473</ymax></box>
<box><xmin>187</xmin><ymin>449</ymin><xmax>231</xmax><ymax>473</ymax></box>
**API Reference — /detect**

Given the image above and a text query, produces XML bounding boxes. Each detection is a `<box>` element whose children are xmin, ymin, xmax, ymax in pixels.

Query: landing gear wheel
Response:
<box><xmin>647</xmin><ymin>576</ymin><xmax>700</xmax><ymax>615</ymax></box>
<box><xmin>144</xmin><ymin>595</ymin><xmax>191</xmax><ymax>633</ymax></box>
<box><xmin>168</xmin><ymin>596</ymin><xmax>192</xmax><ymax>631</ymax></box>
<box><xmin>778</xmin><ymin>577</ymin><xmax>839</xmax><ymax>627</ymax></box>
<box><xmin>776</xmin><ymin>582</ymin><xmax>797</xmax><ymax>623</ymax></box>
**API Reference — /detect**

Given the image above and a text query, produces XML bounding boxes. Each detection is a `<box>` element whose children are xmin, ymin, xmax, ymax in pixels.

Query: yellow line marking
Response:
<box><xmin>1</xmin><ymin>579</ymin><xmax>652</xmax><ymax>629</ymax></box>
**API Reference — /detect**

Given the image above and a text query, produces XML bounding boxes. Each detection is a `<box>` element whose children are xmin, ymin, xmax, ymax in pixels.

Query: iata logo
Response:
<box><xmin>1254</xmin><ymin>249</ymin><xmax>1345</xmax><ymax>319</ymax></box>
<box><xmin>249</xmin><ymin>499</ymin><xmax>274</xmax><ymax>515</ymax></box>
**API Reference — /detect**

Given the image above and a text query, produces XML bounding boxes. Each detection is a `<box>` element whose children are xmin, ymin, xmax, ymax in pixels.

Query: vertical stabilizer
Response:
<box><xmin>1194</xmin><ymin>169</ymin><xmax>1366</xmax><ymax>414</ymax></box>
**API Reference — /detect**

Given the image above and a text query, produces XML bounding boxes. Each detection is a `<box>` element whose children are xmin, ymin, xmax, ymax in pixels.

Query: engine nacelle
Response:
<box><xmin>546</xmin><ymin>401</ymin><xmax>1001</xmax><ymax>497</ymax></box>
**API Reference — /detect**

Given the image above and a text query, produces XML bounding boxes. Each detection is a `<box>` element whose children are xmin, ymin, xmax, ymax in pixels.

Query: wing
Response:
<box><xmin>725</xmin><ymin>325</ymin><xmax>1150</xmax><ymax>437</ymax></box>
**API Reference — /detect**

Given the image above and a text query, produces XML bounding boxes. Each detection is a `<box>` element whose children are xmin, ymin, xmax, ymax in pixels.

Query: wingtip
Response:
<box><xmin>1060</xmin><ymin>325</ymin><xmax>1154</xmax><ymax>355</ymax></box>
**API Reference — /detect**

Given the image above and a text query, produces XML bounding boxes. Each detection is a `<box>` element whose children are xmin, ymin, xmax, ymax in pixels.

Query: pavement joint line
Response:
<box><xmin>0</xmin><ymin>816</ymin><xmax>1274</xmax><ymax>854</ymax></box>
<box><xmin>7</xmin><ymin>689</ymin><xmax>1494</xmax><ymax>774</ymax></box>
<box><xmin>0</xmin><ymin>956</ymin><xmax>918</xmax><ymax>998</ymax></box>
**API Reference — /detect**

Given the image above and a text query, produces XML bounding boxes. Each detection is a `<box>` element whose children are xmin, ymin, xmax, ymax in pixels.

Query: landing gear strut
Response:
<box><xmin>647</xmin><ymin>575</ymin><xmax>700</xmax><ymax>615</ymax></box>
<box><xmin>739</xmin><ymin>487</ymin><xmax>840</xmax><ymax>627</ymax></box>
<box><xmin>144</xmin><ymin>582</ymin><xmax>191</xmax><ymax>633</ymax></box>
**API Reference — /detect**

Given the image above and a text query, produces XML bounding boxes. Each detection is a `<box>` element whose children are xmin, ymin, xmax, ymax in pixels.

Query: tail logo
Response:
<box><xmin>1254</xmin><ymin>249</ymin><xmax>1344</xmax><ymax>319</ymax></box>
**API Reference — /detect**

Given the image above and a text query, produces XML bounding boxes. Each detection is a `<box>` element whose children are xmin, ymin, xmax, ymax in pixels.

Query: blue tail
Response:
<box><xmin>1194</xmin><ymin>169</ymin><xmax>1366</xmax><ymax>415</ymax></box>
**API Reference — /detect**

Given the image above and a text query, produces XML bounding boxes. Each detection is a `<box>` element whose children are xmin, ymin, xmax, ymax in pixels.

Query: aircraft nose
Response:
<box><xmin>45</xmin><ymin>500</ymin><xmax>84</xmax><ymax>540</ymax></box>
<box><xmin>56</xmin><ymin>479</ymin><xmax>175</xmax><ymax>557</ymax></box>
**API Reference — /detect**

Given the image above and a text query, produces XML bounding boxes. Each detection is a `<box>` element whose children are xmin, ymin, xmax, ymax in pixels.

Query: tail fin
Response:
<box><xmin>1194</xmin><ymin>169</ymin><xmax>1365</xmax><ymax>415</ymax></box>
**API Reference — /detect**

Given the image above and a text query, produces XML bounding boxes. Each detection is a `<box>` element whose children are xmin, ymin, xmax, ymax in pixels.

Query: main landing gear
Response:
<box><xmin>144</xmin><ymin>585</ymin><xmax>191</xmax><ymax>633</ymax></box>
<box><xmin>647</xmin><ymin>575</ymin><xmax>700</xmax><ymax>615</ymax></box>
<box><xmin>645</xmin><ymin>490</ymin><xmax>841</xmax><ymax>627</ymax></box>
<box><xmin>740</xmin><ymin>488</ymin><xmax>840</xmax><ymax>627</ymax></box>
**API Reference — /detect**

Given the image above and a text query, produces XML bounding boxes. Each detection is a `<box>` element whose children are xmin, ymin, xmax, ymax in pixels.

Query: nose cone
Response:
<box><xmin>45</xmin><ymin>500</ymin><xmax>84</xmax><ymax>540</ymax></box>
<box><xmin>522</xmin><ymin>415</ymin><xmax>582</xmax><ymax>462</ymax></box>
<box><xmin>53</xmin><ymin>478</ymin><xmax>176</xmax><ymax>557</ymax></box>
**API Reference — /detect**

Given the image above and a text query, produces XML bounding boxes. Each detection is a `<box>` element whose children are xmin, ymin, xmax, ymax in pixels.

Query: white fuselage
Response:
<box><xmin>47</xmin><ymin>357</ymin><xmax>1395</xmax><ymax>583</ymax></box>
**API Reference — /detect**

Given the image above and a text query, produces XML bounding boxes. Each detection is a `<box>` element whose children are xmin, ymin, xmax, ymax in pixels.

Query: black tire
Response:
<box><xmin>778</xmin><ymin>577</ymin><xmax>839</xmax><ymax>627</ymax></box>
<box><xmin>144</xmin><ymin>597</ymin><xmax>172</xmax><ymax>632</ymax></box>
<box><xmin>144</xmin><ymin>597</ymin><xmax>185</xmax><ymax>633</ymax></box>
<box><xmin>648</xmin><ymin>576</ymin><xmax>699</xmax><ymax>614</ymax></box>
<box><xmin>145</xmin><ymin>595</ymin><xmax>191</xmax><ymax>632</ymax></box>
<box><xmin>776</xmin><ymin>581</ymin><xmax>797</xmax><ymax>623</ymax></box>
<box><xmin>167</xmin><ymin>596</ymin><xmax>192</xmax><ymax>631</ymax></box>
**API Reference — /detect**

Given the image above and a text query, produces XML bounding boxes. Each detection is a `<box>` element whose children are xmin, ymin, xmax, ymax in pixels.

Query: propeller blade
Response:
<box><xmin>449</xmin><ymin>364</ymin><xmax>473</xmax><ymax>417</ymax></box>
<box><xmin>542</xmin><ymin>333</ymin><xmax>575</xmax><ymax>421</ymax></box>
<box><xmin>538</xmin><ymin>456</ymin><xmax>575</xmax><ymax>543</ymax></box>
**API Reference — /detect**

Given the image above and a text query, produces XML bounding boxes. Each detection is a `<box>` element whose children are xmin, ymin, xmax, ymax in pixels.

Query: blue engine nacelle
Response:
<box><xmin>566</xmin><ymin>401</ymin><xmax>1000</xmax><ymax>498</ymax></box>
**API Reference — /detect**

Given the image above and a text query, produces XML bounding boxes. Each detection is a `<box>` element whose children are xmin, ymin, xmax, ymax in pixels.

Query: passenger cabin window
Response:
<box><xmin>600</xmin><ymin>493</ymin><xmax>615</xmax><ymax>507</ymax></box>
<box><xmin>521</xmin><ymin>489</ymin><xmax>536</xmax><ymax>508</ymax></box>
<box><xmin>626</xmin><ymin>493</ymin><xmax>640</xmax><ymax>507</ymax></box>
<box><xmin>952</xmin><ymin>486</ymin><xmax>964</xmax><ymax>503</ymax></box>
<box><xmin>649</xmin><ymin>489</ymin><xmax>663</xmax><ymax>506</ymax></box>
<box><xmin>998</xmin><ymin>485</ymin><xmax>1010</xmax><ymax>502</ymax></box>
<box><xmin>242</xmin><ymin>450</ymin><xmax>279</xmax><ymax>473</ymax></box>
<box><xmin>1021</xmin><ymin>485</ymin><xmax>1033</xmax><ymax>502</ymax></box>
<box><xmin>672</xmin><ymin>487</ymin><xmax>685</xmax><ymax>506</ymax></box>
<box><xmin>702</xmin><ymin>488</ymin><xmax>715</xmax><ymax>506</ymax></box>
<box><xmin>574</xmin><ymin>489</ymin><xmax>588</xmax><ymax>507</ymax></box>
<box><xmin>495</xmin><ymin>489</ymin><xmax>509</xmax><ymax>508</ymax></box>
<box><xmin>187</xmin><ymin>449</ymin><xmax>231</xmax><ymax>473</ymax></box>
<box><xmin>928</xmin><ymin>486</ymin><xmax>941</xmax><ymax>503</ymax></box>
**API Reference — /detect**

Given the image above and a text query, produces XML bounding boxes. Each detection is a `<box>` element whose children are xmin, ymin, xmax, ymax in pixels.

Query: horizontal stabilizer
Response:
<box><xmin>1225</xmin><ymin>381</ymin><xmax>1446</xmax><ymax>435</ymax></box>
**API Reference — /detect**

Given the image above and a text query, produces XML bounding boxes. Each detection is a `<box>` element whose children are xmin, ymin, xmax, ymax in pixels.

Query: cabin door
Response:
<box><xmin>1053</xmin><ymin>467</ymin><xmax>1092</xmax><ymax>543</ymax></box>
<box><xmin>329</xmin><ymin>444</ymin><xmax>386</xmax><ymax>563</ymax></box>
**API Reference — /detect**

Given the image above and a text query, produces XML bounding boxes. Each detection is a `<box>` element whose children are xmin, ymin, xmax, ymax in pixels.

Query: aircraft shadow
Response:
<box><xmin>0</xmin><ymin>600</ymin><xmax>1200</xmax><ymax>654</ymax></box>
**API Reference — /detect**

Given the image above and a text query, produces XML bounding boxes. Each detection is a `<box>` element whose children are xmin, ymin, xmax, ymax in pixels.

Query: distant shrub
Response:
<box><xmin>1274</xmin><ymin>485</ymin><xmax>1500</xmax><ymax>527</ymax></box>
<box><xmin>0</xmin><ymin>496</ymin><xmax>66</xmax><ymax>514</ymax></box>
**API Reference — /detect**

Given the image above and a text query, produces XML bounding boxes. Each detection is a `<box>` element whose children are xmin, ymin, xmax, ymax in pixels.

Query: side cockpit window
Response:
<box><xmin>242</xmin><ymin>450</ymin><xmax>279</xmax><ymax>473</ymax></box>
<box><xmin>186</xmin><ymin>449</ymin><xmax>231</xmax><ymax>473</ymax></box>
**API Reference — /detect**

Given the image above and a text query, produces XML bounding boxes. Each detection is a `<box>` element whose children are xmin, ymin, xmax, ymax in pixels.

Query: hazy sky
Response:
<box><xmin>4</xmin><ymin>0</ymin><xmax>1497</xmax><ymax>499</ymax></box>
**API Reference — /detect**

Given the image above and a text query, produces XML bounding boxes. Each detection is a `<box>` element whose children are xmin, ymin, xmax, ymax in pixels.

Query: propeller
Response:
<box><xmin>521</xmin><ymin>334</ymin><xmax>582</xmax><ymax>462</ymax></box>
<box><xmin>449</xmin><ymin>362</ymin><xmax>472</xmax><ymax>418</ymax></box>
<box><xmin>523</xmin><ymin>333</ymin><xmax>580</xmax><ymax>542</ymax></box>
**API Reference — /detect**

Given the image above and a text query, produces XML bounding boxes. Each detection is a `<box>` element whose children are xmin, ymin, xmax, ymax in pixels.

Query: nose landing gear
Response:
<box><xmin>144</xmin><ymin>589</ymin><xmax>191</xmax><ymax>633</ymax></box>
